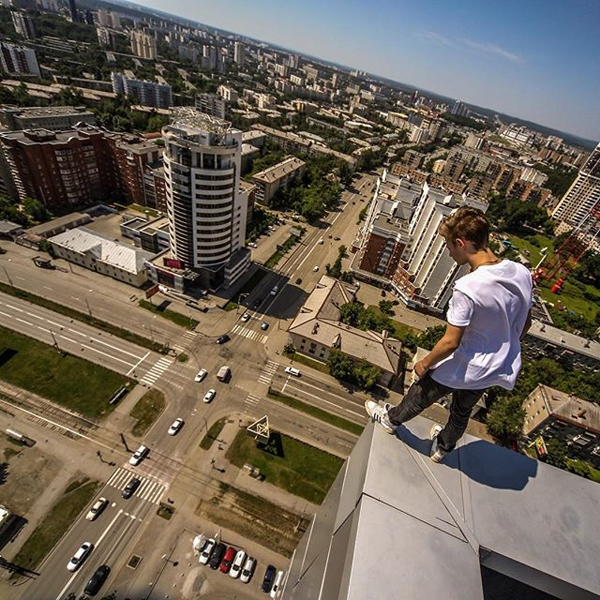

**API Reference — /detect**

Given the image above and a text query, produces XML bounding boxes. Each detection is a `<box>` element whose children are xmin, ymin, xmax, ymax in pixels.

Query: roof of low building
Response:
<box><xmin>288</xmin><ymin>275</ymin><xmax>402</xmax><ymax>375</ymax></box>
<box><xmin>48</xmin><ymin>227</ymin><xmax>154</xmax><ymax>274</ymax></box>
<box><xmin>527</xmin><ymin>319</ymin><xmax>600</xmax><ymax>361</ymax></box>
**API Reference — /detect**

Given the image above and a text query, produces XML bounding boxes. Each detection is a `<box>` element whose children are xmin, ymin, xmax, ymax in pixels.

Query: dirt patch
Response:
<box><xmin>195</xmin><ymin>482</ymin><xmax>309</xmax><ymax>558</ymax></box>
<box><xmin>0</xmin><ymin>439</ymin><xmax>62</xmax><ymax>514</ymax></box>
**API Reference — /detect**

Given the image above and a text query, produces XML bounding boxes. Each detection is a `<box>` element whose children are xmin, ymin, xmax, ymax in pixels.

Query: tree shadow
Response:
<box><xmin>0</xmin><ymin>348</ymin><xmax>17</xmax><ymax>368</ymax></box>
<box><xmin>258</xmin><ymin>432</ymin><xmax>285</xmax><ymax>458</ymax></box>
<box><xmin>0</xmin><ymin>462</ymin><xmax>8</xmax><ymax>486</ymax></box>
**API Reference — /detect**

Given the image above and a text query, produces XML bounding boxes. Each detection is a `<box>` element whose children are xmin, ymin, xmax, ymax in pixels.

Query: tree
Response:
<box><xmin>339</xmin><ymin>301</ymin><xmax>363</xmax><ymax>327</ymax></box>
<box><xmin>327</xmin><ymin>349</ymin><xmax>354</xmax><ymax>381</ymax></box>
<box><xmin>545</xmin><ymin>439</ymin><xmax>567</xmax><ymax>469</ymax></box>
<box><xmin>22</xmin><ymin>197</ymin><xmax>50</xmax><ymax>222</ymax></box>
<box><xmin>353</xmin><ymin>362</ymin><xmax>381</xmax><ymax>390</ymax></box>
<box><xmin>379</xmin><ymin>300</ymin><xmax>394</xmax><ymax>315</ymax></box>
<box><xmin>417</xmin><ymin>325</ymin><xmax>445</xmax><ymax>350</ymax></box>
<box><xmin>485</xmin><ymin>394</ymin><xmax>525</xmax><ymax>447</ymax></box>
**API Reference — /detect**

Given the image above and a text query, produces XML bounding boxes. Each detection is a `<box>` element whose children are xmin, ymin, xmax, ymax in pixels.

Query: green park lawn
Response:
<box><xmin>0</xmin><ymin>325</ymin><xmax>129</xmax><ymax>419</ymax></box>
<box><xmin>226</xmin><ymin>429</ymin><xmax>343</xmax><ymax>504</ymax></box>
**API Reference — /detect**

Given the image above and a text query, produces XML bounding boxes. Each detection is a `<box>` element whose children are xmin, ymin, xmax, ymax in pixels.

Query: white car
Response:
<box><xmin>270</xmin><ymin>570</ymin><xmax>285</xmax><ymax>598</ymax></box>
<box><xmin>86</xmin><ymin>498</ymin><xmax>108</xmax><ymax>521</ymax></box>
<box><xmin>240</xmin><ymin>556</ymin><xmax>256</xmax><ymax>583</ymax></box>
<box><xmin>199</xmin><ymin>538</ymin><xmax>216</xmax><ymax>565</ymax></box>
<box><xmin>229</xmin><ymin>549</ymin><xmax>247</xmax><ymax>579</ymax></box>
<box><xmin>195</xmin><ymin>369</ymin><xmax>207</xmax><ymax>382</ymax></box>
<box><xmin>241</xmin><ymin>313</ymin><xmax>251</xmax><ymax>322</ymax></box>
<box><xmin>270</xmin><ymin>285</ymin><xmax>279</xmax><ymax>296</ymax></box>
<box><xmin>203</xmin><ymin>389</ymin><xmax>216</xmax><ymax>403</ymax></box>
<box><xmin>129</xmin><ymin>444</ymin><xmax>149</xmax><ymax>466</ymax></box>
<box><xmin>168</xmin><ymin>418</ymin><xmax>184</xmax><ymax>436</ymax></box>
<box><xmin>285</xmin><ymin>366</ymin><xmax>301</xmax><ymax>377</ymax></box>
<box><xmin>67</xmin><ymin>542</ymin><xmax>93</xmax><ymax>572</ymax></box>
<box><xmin>313</xmin><ymin>265</ymin><xmax>319</xmax><ymax>272</ymax></box>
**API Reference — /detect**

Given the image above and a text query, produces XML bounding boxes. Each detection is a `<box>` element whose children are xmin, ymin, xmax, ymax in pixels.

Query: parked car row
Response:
<box><xmin>198</xmin><ymin>539</ymin><xmax>285</xmax><ymax>596</ymax></box>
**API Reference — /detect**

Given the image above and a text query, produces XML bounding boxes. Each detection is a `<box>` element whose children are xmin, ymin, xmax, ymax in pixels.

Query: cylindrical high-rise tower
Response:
<box><xmin>163</xmin><ymin>108</ymin><xmax>248</xmax><ymax>290</ymax></box>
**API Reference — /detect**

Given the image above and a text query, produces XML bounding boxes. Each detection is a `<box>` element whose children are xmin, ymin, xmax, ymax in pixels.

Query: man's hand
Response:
<box><xmin>414</xmin><ymin>359</ymin><xmax>429</xmax><ymax>379</ymax></box>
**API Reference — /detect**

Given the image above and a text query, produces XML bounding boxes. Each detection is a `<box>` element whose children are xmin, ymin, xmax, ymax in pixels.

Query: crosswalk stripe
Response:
<box><xmin>140</xmin><ymin>480</ymin><xmax>157</xmax><ymax>501</ymax></box>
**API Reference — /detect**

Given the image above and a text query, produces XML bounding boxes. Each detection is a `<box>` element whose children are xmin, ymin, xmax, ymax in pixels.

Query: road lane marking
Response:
<box><xmin>54</xmin><ymin>509</ymin><xmax>123</xmax><ymax>600</ymax></box>
<box><xmin>284</xmin><ymin>383</ymin><xmax>364</xmax><ymax>418</ymax></box>
<box><xmin>1</xmin><ymin>302</ymin><xmax>23</xmax><ymax>312</ymax></box>
<box><xmin>57</xmin><ymin>335</ymin><xmax>137</xmax><ymax>368</ymax></box>
<box><xmin>126</xmin><ymin>350</ymin><xmax>151</xmax><ymax>376</ymax></box>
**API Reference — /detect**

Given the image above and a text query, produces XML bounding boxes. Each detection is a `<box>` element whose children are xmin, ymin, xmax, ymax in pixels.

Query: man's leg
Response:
<box><xmin>436</xmin><ymin>388</ymin><xmax>486</xmax><ymax>452</ymax></box>
<box><xmin>387</xmin><ymin>374</ymin><xmax>452</xmax><ymax>426</ymax></box>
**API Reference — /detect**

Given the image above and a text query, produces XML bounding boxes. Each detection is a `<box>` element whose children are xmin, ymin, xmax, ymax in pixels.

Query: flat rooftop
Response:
<box><xmin>252</xmin><ymin>156</ymin><xmax>305</xmax><ymax>184</ymax></box>
<box><xmin>286</xmin><ymin>416</ymin><xmax>600</xmax><ymax>600</ymax></box>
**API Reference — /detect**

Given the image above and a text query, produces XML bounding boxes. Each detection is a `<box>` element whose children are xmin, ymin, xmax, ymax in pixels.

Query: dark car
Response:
<box><xmin>219</xmin><ymin>546</ymin><xmax>236</xmax><ymax>573</ymax></box>
<box><xmin>253</xmin><ymin>299</ymin><xmax>262</xmax><ymax>308</ymax></box>
<box><xmin>84</xmin><ymin>565</ymin><xmax>110</xmax><ymax>596</ymax></box>
<box><xmin>295</xmin><ymin>278</ymin><xmax>302</xmax><ymax>285</ymax></box>
<box><xmin>216</xmin><ymin>334</ymin><xmax>230</xmax><ymax>345</ymax></box>
<box><xmin>122</xmin><ymin>477</ymin><xmax>141</xmax><ymax>499</ymax></box>
<box><xmin>209</xmin><ymin>543</ymin><xmax>227</xmax><ymax>570</ymax></box>
<box><xmin>261</xmin><ymin>564</ymin><xmax>276</xmax><ymax>593</ymax></box>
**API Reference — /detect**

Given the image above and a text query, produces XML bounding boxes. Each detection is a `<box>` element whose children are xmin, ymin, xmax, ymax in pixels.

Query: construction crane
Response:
<box><xmin>536</xmin><ymin>203</ymin><xmax>600</xmax><ymax>292</ymax></box>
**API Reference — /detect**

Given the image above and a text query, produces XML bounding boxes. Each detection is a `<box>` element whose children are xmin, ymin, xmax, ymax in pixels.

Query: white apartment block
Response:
<box><xmin>233</xmin><ymin>41</ymin><xmax>245</xmax><ymax>65</ymax></box>
<box><xmin>251</xmin><ymin>156</ymin><xmax>306</xmax><ymax>205</ymax></box>
<box><xmin>217</xmin><ymin>85</ymin><xmax>239</xmax><ymax>103</ymax></box>
<box><xmin>111</xmin><ymin>72</ymin><xmax>172</xmax><ymax>108</ymax></box>
<box><xmin>354</xmin><ymin>171</ymin><xmax>487</xmax><ymax>312</ymax></box>
<box><xmin>0</xmin><ymin>41</ymin><xmax>40</xmax><ymax>76</ymax></box>
<box><xmin>130</xmin><ymin>30</ymin><xmax>156</xmax><ymax>60</ymax></box>
<box><xmin>551</xmin><ymin>143</ymin><xmax>600</xmax><ymax>229</ymax></box>
<box><xmin>162</xmin><ymin>108</ymin><xmax>249</xmax><ymax>290</ymax></box>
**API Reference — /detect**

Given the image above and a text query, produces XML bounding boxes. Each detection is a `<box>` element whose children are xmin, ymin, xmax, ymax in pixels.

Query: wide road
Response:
<box><xmin>33</xmin><ymin>471</ymin><xmax>164</xmax><ymax>600</ymax></box>
<box><xmin>0</xmin><ymin>243</ymin><xmax>184</xmax><ymax>347</ymax></box>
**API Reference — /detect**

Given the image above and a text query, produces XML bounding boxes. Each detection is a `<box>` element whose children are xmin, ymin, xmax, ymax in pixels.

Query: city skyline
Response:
<box><xmin>135</xmin><ymin>0</ymin><xmax>600</xmax><ymax>142</ymax></box>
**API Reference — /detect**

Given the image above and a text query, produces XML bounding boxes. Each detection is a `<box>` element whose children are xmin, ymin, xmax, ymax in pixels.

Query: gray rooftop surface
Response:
<box><xmin>285</xmin><ymin>416</ymin><xmax>600</xmax><ymax>600</ymax></box>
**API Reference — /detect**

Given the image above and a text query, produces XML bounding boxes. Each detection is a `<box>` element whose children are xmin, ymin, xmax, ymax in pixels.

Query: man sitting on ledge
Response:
<box><xmin>365</xmin><ymin>206</ymin><xmax>533</xmax><ymax>462</ymax></box>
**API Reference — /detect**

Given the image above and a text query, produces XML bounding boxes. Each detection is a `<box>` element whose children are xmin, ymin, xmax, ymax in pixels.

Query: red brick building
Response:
<box><xmin>0</xmin><ymin>126</ymin><xmax>116</xmax><ymax>209</ymax></box>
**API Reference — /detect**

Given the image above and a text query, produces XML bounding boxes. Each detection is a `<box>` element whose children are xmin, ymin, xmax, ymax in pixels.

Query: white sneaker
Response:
<box><xmin>429</xmin><ymin>424</ymin><xmax>448</xmax><ymax>463</ymax></box>
<box><xmin>364</xmin><ymin>400</ymin><xmax>395</xmax><ymax>434</ymax></box>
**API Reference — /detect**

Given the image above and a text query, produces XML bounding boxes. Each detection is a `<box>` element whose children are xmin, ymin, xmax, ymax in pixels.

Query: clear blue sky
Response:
<box><xmin>136</xmin><ymin>0</ymin><xmax>600</xmax><ymax>141</ymax></box>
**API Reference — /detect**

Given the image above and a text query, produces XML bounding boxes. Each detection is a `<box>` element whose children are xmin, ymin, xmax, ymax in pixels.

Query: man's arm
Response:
<box><xmin>414</xmin><ymin>324</ymin><xmax>465</xmax><ymax>378</ymax></box>
<box><xmin>520</xmin><ymin>308</ymin><xmax>532</xmax><ymax>341</ymax></box>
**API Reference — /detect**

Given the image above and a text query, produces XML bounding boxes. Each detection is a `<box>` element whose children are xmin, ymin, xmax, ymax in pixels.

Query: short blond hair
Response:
<box><xmin>438</xmin><ymin>207</ymin><xmax>490</xmax><ymax>250</ymax></box>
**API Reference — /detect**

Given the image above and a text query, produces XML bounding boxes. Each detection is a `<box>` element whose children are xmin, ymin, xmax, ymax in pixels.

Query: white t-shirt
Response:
<box><xmin>430</xmin><ymin>260</ymin><xmax>533</xmax><ymax>391</ymax></box>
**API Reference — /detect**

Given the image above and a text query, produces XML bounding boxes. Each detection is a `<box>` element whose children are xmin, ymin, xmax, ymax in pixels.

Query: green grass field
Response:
<box><xmin>130</xmin><ymin>389</ymin><xmax>166</xmax><ymax>437</ymax></box>
<box><xmin>0</xmin><ymin>325</ymin><xmax>129</xmax><ymax>419</ymax></box>
<box><xmin>226</xmin><ymin>430</ymin><xmax>343</xmax><ymax>504</ymax></box>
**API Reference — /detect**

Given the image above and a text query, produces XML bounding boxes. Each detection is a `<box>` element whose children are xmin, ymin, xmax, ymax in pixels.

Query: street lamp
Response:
<box><xmin>238</xmin><ymin>292</ymin><xmax>249</xmax><ymax>313</ymax></box>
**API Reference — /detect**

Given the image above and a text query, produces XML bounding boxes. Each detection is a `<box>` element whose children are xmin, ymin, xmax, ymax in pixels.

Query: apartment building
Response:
<box><xmin>523</xmin><ymin>384</ymin><xmax>600</xmax><ymax>467</ymax></box>
<box><xmin>354</xmin><ymin>172</ymin><xmax>486</xmax><ymax>312</ymax></box>
<box><xmin>11</xmin><ymin>11</ymin><xmax>37</xmax><ymax>39</ymax></box>
<box><xmin>0</xmin><ymin>105</ymin><xmax>95</xmax><ymax>131</ymax></box>
<box><xmin>153</xmin><ymin>108</ymin><xmax>249</xmax><ymax>291</ymax></box>
<box><xmin>0</xmin><ymin>126</ymin><xmax>116</xmax><ymax>208</ymax></box>
<box><xmin>0</xmin><ymin>41</ymin><xmax>40</xmax><ymax>76</ymax></box>
<box><xmin>195</xmin><ymin>93</ymin><xmax>228</xmax><ymax>119</ymax></box>
<box><xmin>551</xmin><ymin>143</ymin><xmax>600</xmax><ymax>229</ymax></box>
<box><xmin>111</xmin><ymin>72</ymin><xmax>172</xmax><ymax>108</ymax></box>
<box><xmin>251</xmin><ymin>156</ymin><xmax>305</xmax><ymax>205</ymax></box>
<box><xmin>233</xmin><ymin>41</ymin><xmax>245</xmax><ymax>65</ymax></box>
<box><xmin>130</xmin><ymin>30</ymin><xmax>157</xmax><ymax>60</ymax></box>
<box><xmin>105</xmin><ymin>133</ymin><xmax>162</xmax><ymax>206</ymax></box>
<box><xmin>523</xmin><ymin>319</ymin><xmax>600</xmax><ymax>373</ymax></box>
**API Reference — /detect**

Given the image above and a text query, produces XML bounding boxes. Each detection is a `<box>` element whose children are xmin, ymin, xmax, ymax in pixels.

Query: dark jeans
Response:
<box><xmin>387</xmin><ymin>373</ymin><xmax>486</xmax><ymax>452</ymax></box>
